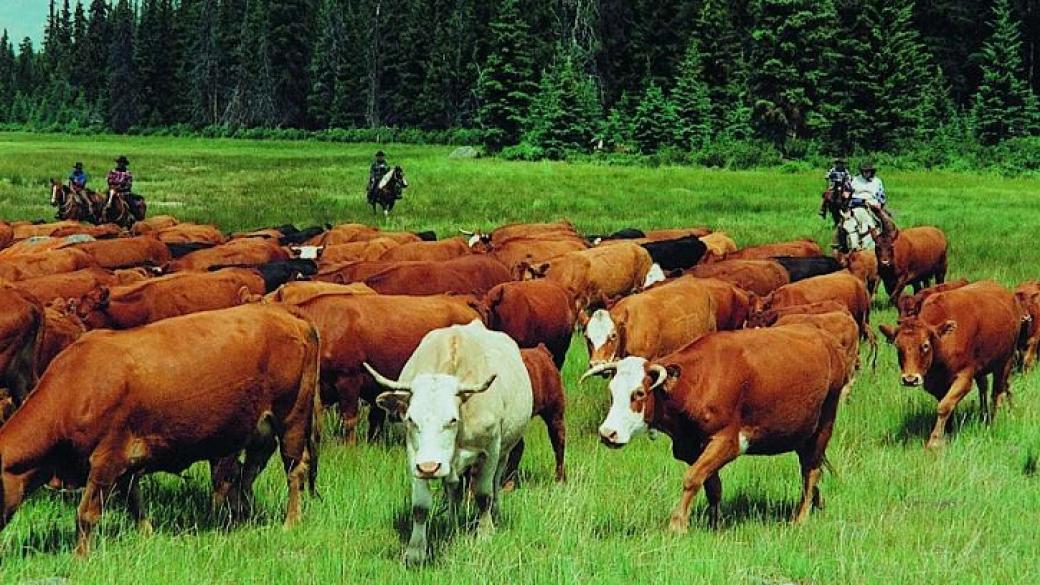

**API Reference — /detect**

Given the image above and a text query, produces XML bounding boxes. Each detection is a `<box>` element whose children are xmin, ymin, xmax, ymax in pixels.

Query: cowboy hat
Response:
<box><xmin>115</xmin><ymin>155</ymin><xmax>130</xmax><ymax>165</ymax></box>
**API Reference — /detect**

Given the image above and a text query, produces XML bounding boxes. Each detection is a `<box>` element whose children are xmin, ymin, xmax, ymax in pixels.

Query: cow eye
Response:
<box><xmin>447</xmin><ymin>418</ymin><xmax>458</xmax><ymax>426</ymax></box>
<box><xmin>921</xmin><ymin>342</ymin><xmax>930</xmax><ymax>353</ymax></box>
<box><xmin>609</xmin><ymin>332</ymin><xmax>617</xmax><ymax>340</ymax></box>
<box><xmin>632</xmin><ymin>389</ymin><xmax>646</xmax><ymax>401</ymax></box>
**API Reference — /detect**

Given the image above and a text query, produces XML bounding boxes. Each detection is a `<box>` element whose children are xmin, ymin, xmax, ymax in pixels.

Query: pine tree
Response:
<box><xmin>135</xmin><ymin>0</ymin><xmax>178</xmax><ymax>125</ymax></box>
<box><xmin>972</xmin><ymin>0</ymin><xmax>1040</xmax><ymax>144</ymax></box>
<box><xmin>307</xmin><ymin>0</ymin><xmax>345</xmax><ymax>128</ymax></box>
<box><xmin>71</xmin><ymin>2</ymin><xmax>88</xmax><ymax>90</ymax></box>
<box><xmin>476</xmin><ymin>0</ymin><xmax>538</xmax><ymax>151</ymax></box>
<box><xmin>82</xmin><ymin>0</ymin><xmax>110</xmax><ymax>105</ymax></box>
<box><xmin>672</xmin><ymin>40</ymin><xmax>714</xmax><ymax>150</ymax></box>
<box><xmin>632</xmin><ymin>80</ymin><xmax>680</xmax><ymax>154</ymax></box>
<box><xmin>0</xmin><ymin>31</ymin><xmax>16</xmax><ymax>119</ymax></box>
<box><xmin>268</xmin><ymin>0</ymin><xmax>312</xmax><ymax>127</ymax></box>
<box><xmin>748</xmin><ymin>0</ymin><xmax>839</xmax><ymax>151</ymax></box>
<box><xmin>15</xmin><ymin>37</ymin><xmax>35</xmax><ymax>96</ymax></box>
<box><xmin>224</xmin><ymin>0</ymin><xmax>278</xmax><ymax>127</ymax></box>
<box><xmin>523</xmin><ymin>47</ymin><xmax>602</xmax><ymax>158</ymax></box>
<box><xmin>918</xmin><ymin>64</ymin><xmax>960</xmax><ymax>140</ymax></box>
<box><xmin>107</xmin><ymin>0</ymin><xmax>138</xmax><ymax>132</ymax></box>
<box><xmin>184</xmin><ymin>0</ymin><xmax>225</xmax><ymax>125</ymax></box>
<box><xmin>695</xmin><ymin>0</ymin><xmax>749</xmax><ymax>135</ymax></box>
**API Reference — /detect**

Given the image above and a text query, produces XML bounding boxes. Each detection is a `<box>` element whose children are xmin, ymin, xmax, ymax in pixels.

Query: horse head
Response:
<box><xmin>394</xmin><ymin>166</ymin><xmax>408</xmax><ymax>189</ymax></box>
<box><xmin>49</xmin><ymin>180</ymin><xmax>66</xmax><ymax>207</ymax></box>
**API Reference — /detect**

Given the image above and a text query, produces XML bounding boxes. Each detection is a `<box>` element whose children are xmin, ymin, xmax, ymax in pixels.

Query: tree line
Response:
<box><xmin>0</xmin><ymin>0</ymin><xmax>1037</xmax><ymax>159</ymax></box>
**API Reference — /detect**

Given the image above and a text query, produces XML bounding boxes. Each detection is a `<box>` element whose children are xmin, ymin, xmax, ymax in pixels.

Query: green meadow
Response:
<box><xmin>0</xmin><ymin>132</ymin><xmax>1038</xmax><ymax>584</ymax></box>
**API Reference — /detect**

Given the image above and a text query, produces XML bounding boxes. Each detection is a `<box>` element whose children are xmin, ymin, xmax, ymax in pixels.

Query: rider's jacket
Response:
<box><xmin>850</xmin><ymin>175</ymin><xmax>885</xmax><ymax>207</ymax></box>
<box><xmin>370</xmin><ymin>161</ymin><xmax>389</xmax><ymax>188</ymax></box>
<box><xmin>69</xmin><ymin>170</ymin><xmax>88</xmax><ymax>188</ymax></box>
<box><xmin>107</xmin><ymin>169</ymin><xmax>133</xmax><ymax>193</ymax></box>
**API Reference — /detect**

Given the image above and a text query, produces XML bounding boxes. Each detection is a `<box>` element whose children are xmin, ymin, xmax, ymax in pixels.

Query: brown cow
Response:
<box><xmin>130</xmin><ymin>215</ymin><xmax>179</xmax><ymax>234</ymax></box>
<box><xmin>746</xmin><ymin>300</ymin><xmax>852</xmax><ymax>328</ymax></box>
<box><xmin>896</xmin><ymin>278</ymin><xmax>970</xmax><ymax>318</ymax></box>
<box><xmin>166</xmin><ymin>238</ymin><xmax>289</xmax><ymax>272</ymax></box>
<box><xmin>879</xmin><ymin>281</ymin><xmax>1020</xmax><ymax>448</ymax></box>
<box><xmin>584</xmin><ymin>276</ymin><xmax>716</xmax><ymax>366</ymax></box>
<box><xmin>504</xmin><ymin>345</ymin><xmax>567</xmax><ymax>484</ymax></box>
<box><xmin>699</xmin><ymin>232</ymin><xmax>737</xmax><ymax>259</ymax></box>
<box><xmin>1015</xmin><ymin>281</ymin><xmax>1040</xmax><ymax>371</ymax></box>
<box><xmin>0</xmin><ymin>222</ymin><xmax>12</xmax><ymax>250</ymax></box>
<box><xmin>484</xmin><ymin>279</ymin><xmax>577</xmax><ymax>368</ymax></box>
<box><xmin>378</xmin><ymin>238</ymin><xmax>471</xmax><ymax>262</ymax></box>
<box><xmin>0</xmin><ymin>284</ymin><xmax>44</xmax><ymax>407</ymax></box>
<box><xmin>265</xmin><ymin>281</ymin><xmax>377</xmax><ymax>304</ymax></box>
<box><xmin>152</xmin><ymin>223</ymin><xmax>227</xmax><ymax>245</ymax></box>
<box><xmin>489</xmin><ymin>236</ymin><xmax>589</xmax><ymax>278</ymax></box>
<box><xmin>773</xmin><ymin>310</ymin><xmax>862</xmax><ymax>392</ymax></box>
<box><xmin>644</xmin><ymin>227</ymin><xmax>713</xmax><ymax>241</ymax></box>
<box><xmin>0</xmin><ymin>248</ymin><xmax>95</xmax><ymax>281</ymax></box>
<box><xmin>0</xmin><ymin>236</ymin><xmax>80</xmax><ymax>259</ymax></box>
<box><xmin>316</xmin><ymin>238</ymin><xmax>401</xmax><ymax>264</ymax></box>
<box><xmin>696</xmin><ymin>277</ymin><xmax>752</xmax><ymax>330</ymax></box>
<box><xmin>835</xmin><ymin>250</ymin><xmax>879</xmax><ymax>298</ymax></box>
<box><xmin>314</xmin><ymin>260</ymin><xmax>403</xmax><ymax>284</ymax></box>
<box><xmin>308</xmin><ymin>223</ymin><xmax>419</xmax><ymax>246</ymax></box>
<box><xmin>719</xmin><ymin>239</ymin><xmax>822</xmax><ymax>261</ymax></box>
<box><xmin>36</xmin><ymin>301</ymin><xmax>88</xmax><ymax>375</ymax></box>
<box><xmin>524</xmin><ymin>242</ymin><xmax>653</xmax><ymax>310</ymax></box>
<box><xmin>361</xmin><ymin>255</ymin><xmax>514</xmax><ymax>296</ymax></box>
<box><xmin>873</xmin><ymin>218</ymin><xmax>948</xmax><ymax>304</ymax></box>
<box><xmin>49</xmin><ymin>224</ymin><xmax>124</xmax><ymax>239</ymax></box>
<box><xmin>0</xmin><ymin>304</ymin><xmax>320</xmax><ymax>555</ymax></box>
<box><xmin>14</xmin><ymin>266</ymin><xmax>120</xmax><ymax>305</ymax></box>
<box><xmin>73</xmin><ymin>268</ymin><xmax>266</xmax><ymax>329</ymax></box>
<box><xmin>464</xmin><ymin>220</ymin><xmax>581</xmax><ymax>248</ymax></box>
<box><xmin>276</xmin><ymin>293</ymin><xmax>481</xmax><ymax>441</ymax></box>
<box><xmin>687</xmin><ymin>260</ymin><xmax>790</xmax><ymax>296</ymax></box>
<box><xmin>10</xmin><ymin>221</ymin><xmax>84</xmax><ymax>240</ymax></box>
<box><xmin>65</xmin><ymin>235</ymin><xmax>171</xmax><ymax>268</ymax></box>
<box><xmin>590</xmin><ymin>325</ymin><xmax>849</xmax><ymax>530</ymax></box>
<box><xmin>753</xmin><ymin>271</ymin><xmax>871</xmax><ymax>339</ymax></box>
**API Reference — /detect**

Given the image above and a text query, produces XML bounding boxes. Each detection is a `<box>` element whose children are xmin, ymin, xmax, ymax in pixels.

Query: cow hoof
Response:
<box><xmin>925</xmin><ymin>438</ymin><xmax>945</xmax><ymax>450</ymax></box>
<box><xmin>501</xmin><ymin>480</ymin><xmax>516</xmax><ymax>493</ymax></box>
<box><xmin>667</xmin><ymin>517</ymin><xmax>689</xmax><ymax>535</ymax></box>
<box><xmin>403</xmin><ymin>546</ymin><xmax>428</xmax><ymax>567</ymax></box>
<box><xmin>137</xmin><ymin>518</ymin><xmax>154</xmax><ymax>537</ymax></box>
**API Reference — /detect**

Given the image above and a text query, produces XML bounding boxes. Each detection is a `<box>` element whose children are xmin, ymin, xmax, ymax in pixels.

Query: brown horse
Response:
<box><xmin>50</xmin><ymin>181</ymin><xmax>145</xmax><ymax>228</ymax></box>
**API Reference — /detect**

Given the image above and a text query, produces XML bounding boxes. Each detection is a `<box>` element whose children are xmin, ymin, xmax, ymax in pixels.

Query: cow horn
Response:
<box><xmin>648</xmin><ymin>364</ymin><xmax>669</xmax><ymax>390</ymax></box>
<box><xmin>458</xmin><ymin>228</ymin><xmax>474</xmax><ymax>236</ymax></box>
<box><xmin>580</xmin><ymin>362</ymin><xmax>618</xmax><ymax>384</ymax></box>
<box><xmin>457</xmin><ymin>374</ymin><xmax>497</xmax><ymax>396</ymax></box>
<box><xmin>362</xmin><ymin>362</ymin><xmax>411</xmax><ymax>392</ymax></box>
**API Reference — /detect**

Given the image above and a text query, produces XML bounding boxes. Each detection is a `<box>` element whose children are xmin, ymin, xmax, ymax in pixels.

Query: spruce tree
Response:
<box><xmin>107</xmin><ymin>0</ymin><xmax>138</xmax><ymax>132</ymax></box>
<box><xmin>523</xmin><ymin>47</ymin><xmax>602</xmax><ymax>158</ymax></box>
<box><xmin>16</xmin><ymin>37</ymin><xmax>36</xmax><ymax>97</ymax></box>
<box><xmin>224</xmin><ymin>0</ymin><xmax>278</xmax><ymax>127</ymax></box>
<box><xmin>672</xmin><ymin>40</ymin><xmax>714</xmax><ymax>150</ymax></box>
<box><xmin>476</xmin><ymin>0</ymin><xmax>537</xmax><ymax>152</ymax></box>
<box><xmin>82</xmin><ymin>0</ymin><xmax>110</xmax><ymax>105</ymax></box>
<box><xmin>307</xmin><ymin>0</ymin><xmax>345</xmax><ymax>128</ymax></box>
<box><xmin>0</xmin><ymin>31</ymin><xmax>15</xmax><ymax>119</ymax></box>
<box><xmin>695</xmin><ymin>0</ymin><xmax>748</xmax><ymax>135</ymax></box>
<box><xmin>71</xmin><ymin>2</ymin><xmax>88</xmax><ymax>89</ymax></box>
<box><xmin>268</xmin><ymin>0</ymin><xmax>312</xmax><ymax>127</ymax></box>
<box><xmin>632</xmin><ymin>80</ymin><xmax>680</xmax><ymax>154</ymax></box>
<box><xmin>972</xmin><ymin>0</ymin><xmax>1040</xmax><ymax>144</ymax></box>
<box><xmin>184</xmin><ymin>0</ymin><xmax>225</xmax><ymax>125</ymax></box>
<box><xmin>748</xmin><ymin>0</ymin><xmax>839</xmax><ymax>151</ymax></box>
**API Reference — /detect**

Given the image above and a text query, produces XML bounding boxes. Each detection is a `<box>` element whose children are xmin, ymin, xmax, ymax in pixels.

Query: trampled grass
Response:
<box><xmin>0</xmin><ymin>132</ymin><xmax>1038</xmax><ymax>584</ymax></box>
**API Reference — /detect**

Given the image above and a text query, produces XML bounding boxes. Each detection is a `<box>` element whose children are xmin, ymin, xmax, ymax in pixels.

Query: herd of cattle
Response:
<box><xmin>0</xmin><ymin>215</ymin><xmax>1036</xmax><ymax>564</ymax></box>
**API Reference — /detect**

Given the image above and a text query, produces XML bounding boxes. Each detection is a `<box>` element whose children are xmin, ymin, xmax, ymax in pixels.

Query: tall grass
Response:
<box><xmin>0</xmin><ymin>132</ymin><xmax>1038</xmax><ymax>584</ymax></box>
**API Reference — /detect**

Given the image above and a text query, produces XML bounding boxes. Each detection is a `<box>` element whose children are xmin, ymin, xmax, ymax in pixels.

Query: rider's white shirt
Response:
<box><xmin>850</xmin><ymin>176</ymin><xmax>884</xmax><ymax>205</ymax></box>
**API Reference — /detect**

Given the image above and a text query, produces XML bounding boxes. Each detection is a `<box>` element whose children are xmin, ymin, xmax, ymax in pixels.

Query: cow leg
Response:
<box><xmin>974</xmin><ymin>373</ymin><xmax>990</xmax><ymax>424</ymax></box>
<box><xmin>235</xmin><ymin>427</ymin><xmax>278</xmax><ymax>522</ymax></box>
<box><xmin>544</xmin><ymin>409</ymin><xmax>567</xmax><ymax>482</ymax></box>
<box><xmin>473</xmin><ymin>437</ymin><xmax>503</xmax><ymax>538</ymax></box>
<box><xmin>404</xmin><ymin>478</ymin><xmax>434</xmax><ymax>566</ymax></box>
<box><xmin>703</xmin><ymin>473</ymin><xmax>723</xmax><ymax>528</ymax></box>
<box><xmin>502</xmin><ymin>439</ymin><xmax>524</xmax><ymax>492</ymax></box>
<box><xmin>118</xmin><ymin>474</ymin><xmax>153</xmax><ymax>536</ymax></box>
<box><xmin>210</xmin><ymin>455</ymin><xmax>243</xmax><ymax>518</ymax></box>
<box><xmin>794</xmin><ymin>388</ymin><xmax>840</xmax><ymax>523</ymax></box>
<box><xmin>366</xmin><ymin>402</ymin><xmax>387</xmax><ymax>442</ymax></box>
<box><xmin>991</xmin><ymin>355</ymin><xmax>1014</xmax><ymax>420</ymax></box>
<box><xmin>334</xmin><ymin>375</ymin><xmax>362</xmax><ymax>444</ymax></box>
<box><xmin>278</xmin><ymin>413</ymin><xmax>312</xmax><ymax>529</ymax></box>
<box><xmin>668</xmin><ymin>432</ymin><xmax>739</xmax><ymax>534</ymax></box>
<box><xmin>927</xmin><ymin>371</ymin><xmax>974</xmax><ymax>449</ymax></box>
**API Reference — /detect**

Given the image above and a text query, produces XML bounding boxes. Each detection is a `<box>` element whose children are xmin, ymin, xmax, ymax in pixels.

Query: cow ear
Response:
<box><xmin>333</xmin><ymin>273</ymin><xmax>346</xmax><ymax>285</ymax></box>
<box><xmin>878</xmin><ymin>324</ymin><xmax>897</xmax><ymax>343</ymax></box>
<box><xmin>97</xmin><ymin>287</ymin><xmax>111</xmax><ymax>307</ymax></box>
<box><xmin>937</xmin><ymin>320</ymin><xmax>957</xmax><ymax>337</ymax></box>
<box><xmin>896</xmin><ymin>295</ymin><xmax>917</xmax><ymax>317</ymax></box>
<box><xmin>665</xmin><ymin>364</ymin><xmax>682</xmax><ymax>384</ymax></box>
<box><xmin>576</xmin><ymin>311</ymin><xmax>590</xmax><ymax>329</ymax></box>
<box><xmin>375</xmin><ymin>391</ymin><xmax>411</xmax><ymax>416</ymax></box>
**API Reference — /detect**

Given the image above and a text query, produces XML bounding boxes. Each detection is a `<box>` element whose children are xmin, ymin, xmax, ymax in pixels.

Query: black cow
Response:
<box><xmin>588</xmin><ymin>228</ymin><xmax>645</xmax><ymax>244</ymax></box>
<box><xmin>414</xmin><ymin>230</ymin><xmax>438</xmax><ymax>241</ymax></box>
<box><xmin>641</xmin><ymin>236</ymin><xmax>708</xmax><ymax>273</ymax></box>
<box><xmin>209</xmin><ymin>259</ymin><xmax>318</xmax><ymax>293</ymax></box>
<box><xmin>278</xmin><ymin>225</ymin><xmax>328</xmax><ymax>246</ymax></box>
<box><xmin>772</xmin><ymin>256</ymin><xmax>842</xmax><ymax>282</ymax></box>
<box><xmin>166</xmin><ymin>242</ymin><xmax>216</xmax><ymax>258</ymax></box>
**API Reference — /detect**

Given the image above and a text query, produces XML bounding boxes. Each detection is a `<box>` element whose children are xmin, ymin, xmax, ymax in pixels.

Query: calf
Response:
<box><xmin>584</xmin><ymin>276</ymin><xmax>716</xmax><ymax>366</ymax></box>
<box><xmin>640</xmin><ymin>236</ymin><xmax>708</xmax><ymax>273</ymax></box>
<box><xmin>772</xmin><ymin>255</ymin><xmax>842</xmax><ymax>282</ymax></box>
<box><xmin>484</xmin><ymin>279</ymin><xmax>577</xmax><ymax>368</ymax></box>
<box><xmin>0</xmin><ymin>304</ymin><xmax>320</xmax><ymax>555</ymax></box>
<box><xmin>367</xmin><ymin>321</ymin><xmax>532</xmax><ymax>565</ymax></box>
<box><xmin>879</xmin><ymin>281</ymin><xmax>1020</xmax><ymax>448</ymax></box>
<box><xmin>590</xmin><ymin>325</ymin><xmax>849</xmax><ymax>531</ymax></box>
<box><xmin>874</xmin><ymin>219</ymin><xmax>948</xmax><ymax>304</ymax></box>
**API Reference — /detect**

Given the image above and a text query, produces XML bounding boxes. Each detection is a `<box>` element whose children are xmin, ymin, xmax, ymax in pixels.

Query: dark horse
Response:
<box><xmin>50</xmin><ymin>180</ymin><xmax>146</xmax><ymax>229</ymax></box>
<box><xmin>368</xmin><ymin>166</ymin><xmax>408</xmax><ymax>217</ymax></box>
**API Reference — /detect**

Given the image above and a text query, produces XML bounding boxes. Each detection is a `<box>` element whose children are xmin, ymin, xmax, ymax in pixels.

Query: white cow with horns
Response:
<box><xmin>365</xmin><ymin>320</ymin><xmax>533</xmax><ymax>565</ymax></box>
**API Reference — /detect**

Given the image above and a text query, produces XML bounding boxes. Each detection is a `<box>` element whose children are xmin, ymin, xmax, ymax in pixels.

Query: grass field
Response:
<box><xmin>1</xmin><ymin>132</ymin><xmax>1039</xmax><ymax>584</ymax></box>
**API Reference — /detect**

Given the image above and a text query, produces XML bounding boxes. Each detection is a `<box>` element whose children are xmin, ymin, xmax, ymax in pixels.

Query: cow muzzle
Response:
<box><xmin>415</xmin><ymin>461</ymin><xmax>443</xmax><ymax>478</ymax></box>
<box><xmin>901</xmin><ymin>374</ymin><xmax>923</xmax><ymax>387</ymax></box>
<box><xmin>598</xmin><ymin>427</ymin><xmax>626</xmax><ymax>449</ymax></box>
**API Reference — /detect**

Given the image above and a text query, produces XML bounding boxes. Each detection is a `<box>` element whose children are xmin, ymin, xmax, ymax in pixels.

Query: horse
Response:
<box><xmin>368</xmin><ymin>166</ymin><xmax>408</xmax><ymax>217</ymax></box>
<box><xmin>49</xmin><ymin>180</ymin><xmax>145</xmax><ymax>228</ymax></box>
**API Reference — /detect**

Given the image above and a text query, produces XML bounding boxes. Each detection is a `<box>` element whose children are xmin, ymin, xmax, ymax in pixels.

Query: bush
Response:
<box><xmin>500</xmin><ymin>143</ymin><xmax>546</xmax><ymax>161</ymax></box>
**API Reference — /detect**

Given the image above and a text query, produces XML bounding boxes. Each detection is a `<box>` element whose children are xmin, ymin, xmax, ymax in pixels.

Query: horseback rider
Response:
<box><xmin>844</xmin><ymin>161</ymin><xmax>888</xmax><ymax>250</ymax></box>
<box><xmin>368</xmin><ymin>150</ymin><xmax>390</xmax><ymax>203</ymax></box>
<box><xmin>106</xmin><ymin>155</ymin><xmax>134</xmax><ymax>213</ymax></box>
<box><xmin>819</xmin><ymin>157</ymin><xmax>852</xmax><ymax>220</ymax></box>
<box><xmin>68</xmin><ymin>162</ymin><xmax>89</xmax><ymax>193</ymax></box>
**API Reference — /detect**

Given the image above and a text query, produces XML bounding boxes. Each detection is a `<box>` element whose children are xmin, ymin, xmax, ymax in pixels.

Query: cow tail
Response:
<box><xmin>14</xmin><ymin>296</ymin><xmax>46</xmax><ymax>406</ymax></box>
<box><xmin>303</xmin><ymin>324</ymin><xmax>322</xmax><ymax>500</ymax></box>
<box><xmin>821</xmin><ymin>453</ymin><xmax>838</xmax><ymax>480</ymax></box>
